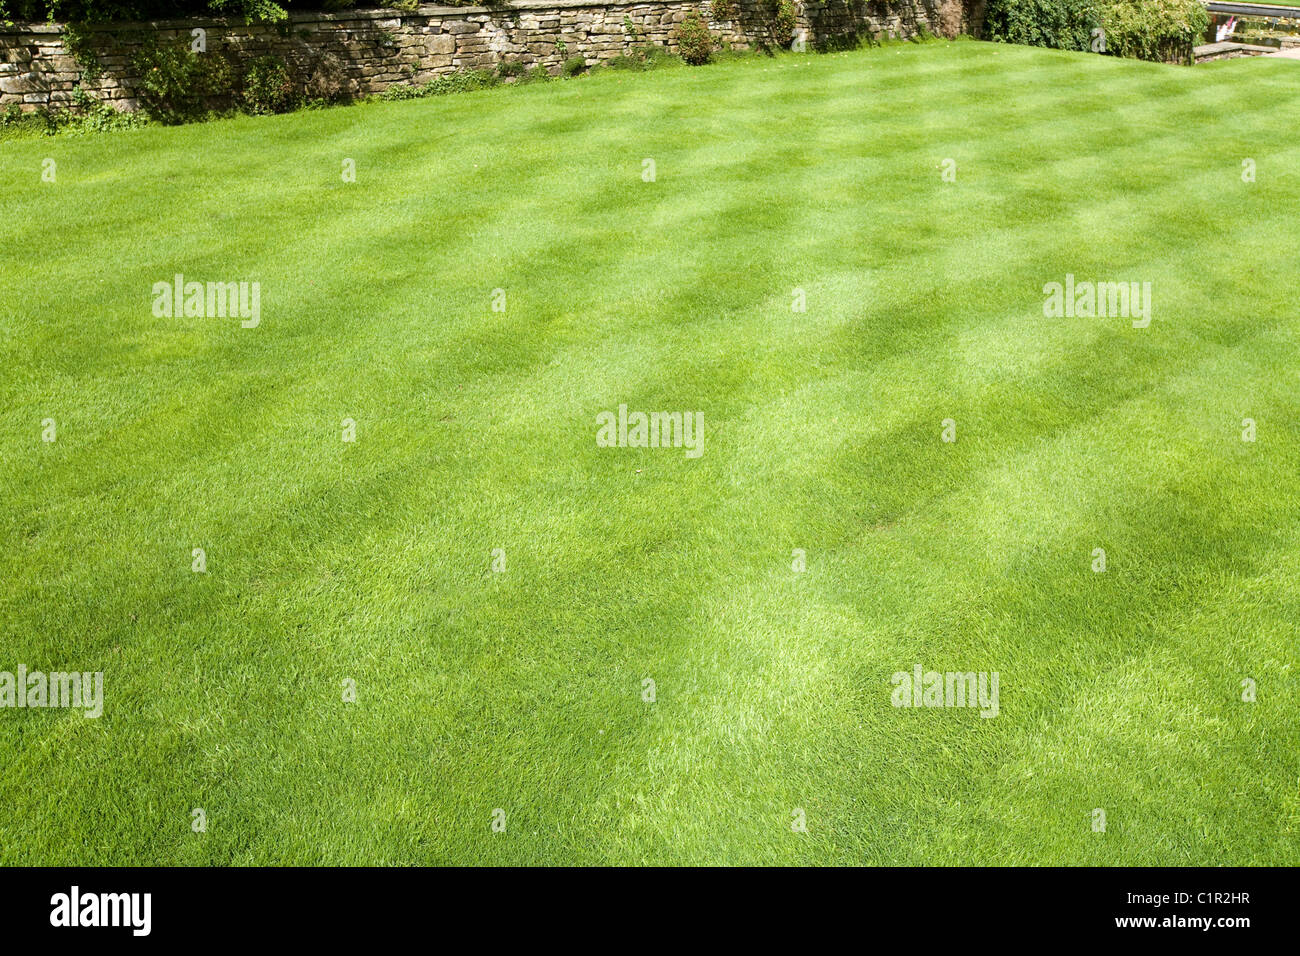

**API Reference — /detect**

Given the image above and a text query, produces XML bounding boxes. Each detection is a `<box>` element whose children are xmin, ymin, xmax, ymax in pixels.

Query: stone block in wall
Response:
<box><xmin>0</xmin><ymin>71</ymin><xmax>43</xmax><ymax>94</ymax></box>
<box><xmin>453</xmin><ymin>52</ymin><xmax>494</xmax><ymax>68</ymax></box>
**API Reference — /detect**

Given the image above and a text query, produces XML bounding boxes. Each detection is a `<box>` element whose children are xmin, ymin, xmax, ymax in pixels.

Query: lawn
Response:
<box><xmin>1</xmin><ymin>38</ymin><xmax>1299</xmax><ymax>866</ymax></box>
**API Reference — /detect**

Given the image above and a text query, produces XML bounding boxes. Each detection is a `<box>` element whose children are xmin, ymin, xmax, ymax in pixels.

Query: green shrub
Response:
<box><xmin>207</xmin><ymin>0</ymin><xmax>288</xmax><ymax>21</ymax></box>
<box><xmin>521</xmin><ymin>64</ymin><xmax>552</xmax><ymax>83</ymax></box>
<box><xmin>497</xmin><ymin>59</ymin><xmax>525</xmax><ymax>79</ymax></box>
<box><xmin>675</xmin><ymin>11</ymin><xmax>714</xmax><ymax>65</ymax></box>
<box><xmin>982</xmin><ymin>0</ymin><xmax>1100</xmax><ymax>52</ymax></box>
<box><xmin>241</xmin><ymin>54</ymin><xmax>295</xmax><ymax>114</ymax></box>
<box><xmin>607</xmin><ymin>42</ymin><xmax>675</xmax><ymax>71</ymax></box>
<box><xmin>376</xmin><ymin>82</ymin><xmax>424</xmax><ymax>101</ymax></box>
<box><xmin>63</xmin><ymin>87</ymin><xmax>147</xmax><ymax>134</ymax></box>
<box><xmin>131</xmin><ymin>44</ymin><xmax>231</xmax><ymax>124</ymax></box>
<box><xmin>377</xmin><ymin>69</ymin><xmax>498</xmax><ymax>101</ymax></box>
<box><xmin>710</xmin><ymin>0</ymin><xmax>738</xmax><ymax>21</ymax></box>
<box><xmin>562</xmin><ymin>55</ymin><xmax>588</xmax><ymax>76</ymax></box>
<box><xmin>608</xmin><ymin>52</ymin><xmax>642</xmax><ymax>70</ymax></box>
<box><xmin>0</xmin><ymin>86</ymin><xmax>145</xmax><ymax>138</ymax></box>
<box><xmin>1099</xmin><ymin>0</ymin><xmax>1208</xmax><ymax>64</ymax></box>
<box><xmin>984</xmin><ymin>0</ymin><xmax>1207</xmax><ymax>62</ymax></box>
<box><xmin>639</xmin><ymin>44</ymin><xmax>676</xmax><ymax>69</ymax></box>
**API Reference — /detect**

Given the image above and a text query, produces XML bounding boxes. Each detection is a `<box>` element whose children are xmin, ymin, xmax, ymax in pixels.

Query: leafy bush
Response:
<box><xmin>1099</xmin><ymin>0</ymin><xmax>1208</xmax><ymax>64</ymax></box>
<box><xmin>562</xmin><ymin>55</ymin><xmax>588</xmax><ymax>76</ymax></box>
<box><xmin>983</xmin><ymin>0</ymin><xmax>1100</xmax><ymax>51</ymax></box>
<box><xmin>984</xmin><ymin>0</ymin><xmax>1207</xmax><ymax>62</ymax></box>
<box><xmin>131</xmin><ymin>44</ymin><xmax>231</xmax><ymax>124</ymax></box>
<box><xmin>0</xmin><ymin>86</ymin><xmax>145</xmax><ymax>138</ymax></box>
<box><xmin>376</xmin><ymin>82</ymin><xmax>424</xmax><ymax>101</ymax></box>
<box><xmin>62</xmin><ymin>86</ymin><xmax>147</xmax><ymax>133</ymax></box>
<box><xmin>241</xmin><ymin>54</ymin><xmax>295</xmax><ymax>114</ymax></box>
<box><xmin>304</xmin><ymin>51</ymin><xmax>346</xmax><ymax>103</ymax></box>
<box><xmin>376</xmin><ymin>69</ymin><xmax>498</xmax><ymax>101</ymax></box>
<box><xmin>640</xmin><ymin>44</ymin><xmax>676</xmax><ymax>68</ymax></box>
<box><xmin>207</xmin><ymin>0</ymin><xmax>288</xmax><ymax>21</ymax></box>
<box><xmin>496</xmin><ymin>59</ymin><xmax>525</xmax><ymax>79</ymax></box>
<box><xmin>608</xmin><ymin>52</ymin><xmax>641</xmax><ymax>70</ymax></box>
<box><xmin>675</xmin><ymin>11</ymin><xmax>713</xmax><ymax>65</ymax></box>
<box><xmin>709</xmin><ymin>0</ymin><xmax>738</xmax><ymax>21</ymax></box>
<box><xmin>607</xmin><ymin>41</ymin><xmax>675</xmax><ymax>71</ymax></box>
<box><xmin>521</xmin><ymin>64</ymin><xmax>551</xmax><ymax>83</ymax></box>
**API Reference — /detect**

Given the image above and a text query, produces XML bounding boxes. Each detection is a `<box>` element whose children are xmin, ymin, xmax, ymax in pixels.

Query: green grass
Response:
<box><xmin>2</xmin><ymin>40</ymin><xmax>1299</xmax><ymax>866</ymax></box>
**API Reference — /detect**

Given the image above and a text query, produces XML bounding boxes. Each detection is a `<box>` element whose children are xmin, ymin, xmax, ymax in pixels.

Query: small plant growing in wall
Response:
<box><xmin>675</xmin><ymin>11</ymin><xmax>715</xmax><ymax>65</ymax></box>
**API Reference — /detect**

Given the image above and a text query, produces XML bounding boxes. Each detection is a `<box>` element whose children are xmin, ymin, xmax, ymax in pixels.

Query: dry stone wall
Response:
<box><xmin>0</xmin><ymin>0</ymin><xmax>971</xmax><ymax>112</ymax></box>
